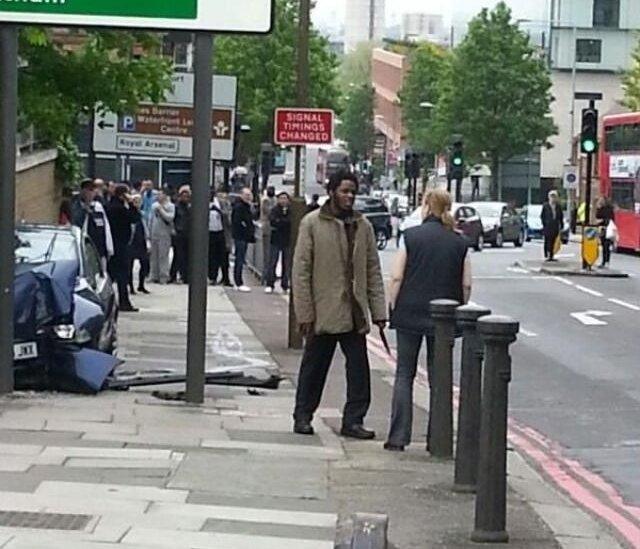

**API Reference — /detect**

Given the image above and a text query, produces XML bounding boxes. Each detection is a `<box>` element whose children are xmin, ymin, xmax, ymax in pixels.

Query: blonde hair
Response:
<box><xmin>422</xmin><ymin>189</ymin><xmax>455</xmax><ymax>230</ymax></box>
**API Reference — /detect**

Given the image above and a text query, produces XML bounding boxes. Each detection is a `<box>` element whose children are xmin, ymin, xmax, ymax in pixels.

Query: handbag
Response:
<box><xmin>605</xmin><ymin>220</ymin><xmax>618</xmax><ymax>243</ymax></box>
<box><xmin>553</xmin><ymin>234</ymin><xmax>562</xmax><ymax>256</ymax></box>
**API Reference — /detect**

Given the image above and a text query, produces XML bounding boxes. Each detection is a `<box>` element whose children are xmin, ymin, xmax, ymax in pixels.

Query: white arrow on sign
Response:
<box><xmin>570</xmin><ymin>310</ymin><xmax>612</xmax><ymax>326</ymax></box>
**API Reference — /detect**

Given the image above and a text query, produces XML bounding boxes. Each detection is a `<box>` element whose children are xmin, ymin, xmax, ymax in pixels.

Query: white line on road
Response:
<box><xmin>507</xmin><ymin>267</ymin><xmax>530</xmax><ymax>274</ymax></box>
<box><xmin>570</xmin><ymin>310</ymin><xmax>612</xmax><ymax>326</ymax></box>
<box><xmin>608</xmin><ymin>298</ymin><xmax>640</xmax><ymax>311</ymax></box>
<box><xmin>520</xmin><ymin>328</ymin><xmax>538</xmax><ymax>337</ymax></box>
<box><xmin>575</xmin><ymin>285</ymin><xmax>604</xmax><ymax>297</ymax></box>
<box><xmin>553</xmin><ymin>276</ymin><xmax>574</xmax><ymax>286</ymax></box>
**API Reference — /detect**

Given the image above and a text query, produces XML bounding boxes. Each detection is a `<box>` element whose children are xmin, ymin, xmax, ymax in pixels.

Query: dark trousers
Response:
<box><xmin>386</xmin><ymin>331</ymin><xmax>435</xmax><ymax>447</ymax></box>
<box><xmin>129</xmin><ymin>254</ymin><xmax>150</xmax><ymax>290</ymax></box>
<box><xmin>294</xmin><ymin>332</ymin><xmax>371</xmax><ymax>428</ymax></box>
<box><xmin>109</xmin><ymin>251</ymin><xmax>133</xmax><ymax>307</ymax></box>
<box><xmin>170</xmin><ymin>234</ymin><xmax>189</xmax><ymax>283</ymax></box>
<box><xmin>544</xmin><ymin>230</ymin><xmax>559</xmax><ymax>259</ymax></box>
<box><xmin>208</xmin><ymin>231</ymin><xmax>227</xmax><ymax>283</ymax></box>
<box><xmin>265</xmin><ymin>244</ymin><xmax>290</xmax><ymax>290</ymax></box>
<box><xmin>601</xmin><ymin>235</ymin><xmax>612</xmax><ymax>266</ymax></box>
<box><xmin>233</xmin><ymin>239</ymin><xmax>248</xmax><ymax>287</ymax></box>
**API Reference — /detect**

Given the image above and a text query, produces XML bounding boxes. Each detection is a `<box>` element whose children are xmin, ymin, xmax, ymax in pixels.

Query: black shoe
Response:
<box><xmin>138</xmin><ymin>287</ymin><xmax>151</xmax><ymax>295</ymax></box>
<box><xmin>129</xmin><ymin>288</ymin><xmax>136</xmax><ymax>295</ymax></box>
<box><xmin>341</xmin><ymin>425</ymin><xmax>376</xmax><ymax>440</ymax></box>
<box><xmin>294</xmin><ymin>421</ymin><xmax>314</xmax><ymax>436</ymax></box>
<box><xmin>383</xmin><ymin>442</ymin><xmax>405</xmax><ymax>452</ymax></box>
<box><xmin>222</xmin><ymin>280</ymin><xmax>233</xmax><ymax>287</ymax></box>
<box><xmin>120</xmin><ymin>303</ymin><xmax>139</xmax><ymax>313</ymax></box>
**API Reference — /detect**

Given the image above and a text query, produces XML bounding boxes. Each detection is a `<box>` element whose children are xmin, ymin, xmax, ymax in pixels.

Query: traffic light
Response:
<box><xmin>450</xmin><ymin>141</ymin><xmax>464</xmax><ymax>179</ymax></box>
<box><xmin>580</xmin><ymin>108</ymin><xmax>599</xmax><ymax>154</ymax></box>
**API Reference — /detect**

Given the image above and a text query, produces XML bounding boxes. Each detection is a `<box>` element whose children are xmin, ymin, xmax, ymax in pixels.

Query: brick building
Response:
<box><xmin>371</xmin><ymin>48</ymin><xmax>410</xmax><ymax>169</ymax></box>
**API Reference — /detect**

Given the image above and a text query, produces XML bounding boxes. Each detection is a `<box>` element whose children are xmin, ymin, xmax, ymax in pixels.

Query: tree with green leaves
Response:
<box><xmin>399</xmin><ymin>42</ymin><xmax>450</xmax><ymax>156</ymax></box>
<box><xmin>214</xmin><ymin>0</ymin><xmax>340</xmax><ymax>159</ymax></box>
<box><xmin>435</xmin><ymin>2</ymin><xmax>556</xmax><ymax>199</ymax></box>
<box><xmin>623</xmin><ymin>37</ymin><xmax>640</xmax><ymax>111</ymax></box>
<box><xmin>338</xmin><ymin>41</ymin><xmax>374</xmax><ymax>92</ymax></box>
<box><xmin>19</xmin><ymin>28</ymin><xmax>173</xmax><ymax>184</ymax></box>
<box><xmin>337</xmin><ymin>84</ymin><xmax>375</xmax><ymax>162</ymax></box>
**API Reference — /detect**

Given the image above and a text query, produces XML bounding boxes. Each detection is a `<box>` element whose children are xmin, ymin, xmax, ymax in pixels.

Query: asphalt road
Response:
<box><xmin>378</xmin><ymin>238</ymin><xmax>640</xmax><ymax>509</ymax></box>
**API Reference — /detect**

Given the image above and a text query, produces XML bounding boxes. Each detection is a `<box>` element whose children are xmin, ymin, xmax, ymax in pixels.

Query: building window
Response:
<box><xmin>593</xmin><ymin>0</ymin><xmax>620</xmax><ymax>28</ymax></box>
<box><xmin>576</xmin><ymin>39</ymin><xmax>602</xmax><ymax>63</ymax></box>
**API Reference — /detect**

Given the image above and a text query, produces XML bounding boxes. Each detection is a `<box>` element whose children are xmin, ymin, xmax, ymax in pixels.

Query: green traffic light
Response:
<box><xmin>453</xmin><ymin>157</ymin><xmax>463</xmax><ymax>166</ymax></box>
<box><xmin>582</xmin><ymin>140</ymin><xmax>596</xmax><ymax>153</ymax></box>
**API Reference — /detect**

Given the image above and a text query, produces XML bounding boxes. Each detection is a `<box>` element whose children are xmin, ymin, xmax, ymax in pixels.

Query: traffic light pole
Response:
<box><xmin>581</xmin><ymin>98</ymin><xmax>596</xmax><ymax>271</ymax></box>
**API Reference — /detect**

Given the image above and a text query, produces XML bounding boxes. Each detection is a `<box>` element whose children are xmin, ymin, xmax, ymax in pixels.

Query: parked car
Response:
<box><xmin>522</xmin><ymin>204</ymin><xmax>570</xmax><ymax>244</ymax></box>
<box><xmin>13</xmin><ymin>225</ymin><xmax>119</xmax><ymax>391</ymax></box>
<box><xmin>354</xmin><ymin>197</ymin><xmax>392</xmax><ymax>250</ymax></box>
<box><xmin>399</xmin><ymin>203</ymin><xmax>485</xmax><ymax>251</ymax></box>
<box><xmin>469</xmin><ymin>201</ymin><xmax>525</xmax><ymax>248</ymax></box>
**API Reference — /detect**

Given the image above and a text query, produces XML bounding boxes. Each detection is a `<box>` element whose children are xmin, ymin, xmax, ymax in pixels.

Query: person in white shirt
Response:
<box><xmin>208</xmin><ymin>190</ymin><xmax>232</xmax><ymax>286</ymax></box>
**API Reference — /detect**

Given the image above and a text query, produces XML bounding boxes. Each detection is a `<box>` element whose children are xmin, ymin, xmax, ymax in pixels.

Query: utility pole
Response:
<box><xmin>0</xmin><ymin>25</ymin><xmax>18</xmax><ymax>396</ymax></box>
<box><xmin>185</xmin><ymin>32</ymin><xmax>214</xmax><ymax>404</ymax></box>
<box><xmin>288</xmin><ymin>0</ymin><xmax>311</xmax><ymax>350</ymax></box>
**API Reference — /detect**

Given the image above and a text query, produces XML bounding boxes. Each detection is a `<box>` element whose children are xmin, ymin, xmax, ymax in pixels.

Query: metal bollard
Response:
<box><xmin>453</xmin><ymin>304</ymin><xmax>491</xmax><ymax>493</ymax></box>
<box><xmin>429</xmin><ymin>299</ymin><xmax>459</xmax><ymax>459</ymax></box>
<box><xmin>471</xmin><ymin>315</ymin><xmax>519</xmax><ymax>544</ymax></box>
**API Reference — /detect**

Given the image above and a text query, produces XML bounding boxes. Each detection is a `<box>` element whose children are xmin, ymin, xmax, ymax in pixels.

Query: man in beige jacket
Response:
<box><xmin>292</xmin><ymin>171</ymin><xmax>387</xmax><ymax>439</ymax></box>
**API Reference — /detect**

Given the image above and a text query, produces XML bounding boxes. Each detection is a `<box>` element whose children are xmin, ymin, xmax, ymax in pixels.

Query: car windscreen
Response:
<box><xmin>473</xmin><ymin>203</ymin><xmax>504</xmax><ymax>218</ymax></box>
<box><xmin>15</xmin><ymin>230</ymin><xmax>77</xmax><ymax>264</ymax></box>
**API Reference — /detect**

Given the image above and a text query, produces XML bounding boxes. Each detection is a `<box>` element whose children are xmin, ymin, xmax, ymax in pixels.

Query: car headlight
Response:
<box><xmin>53</xmin><ymin>324</ymin><xmax>75</xmax><ymax>340</ymax></box>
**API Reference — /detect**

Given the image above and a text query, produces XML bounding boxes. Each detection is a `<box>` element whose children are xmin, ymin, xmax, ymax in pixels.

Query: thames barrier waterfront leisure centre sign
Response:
<box><xmin>0</xmin><ymin>0</ymin><xmax>273</xmax><ymax>33</ymax></box>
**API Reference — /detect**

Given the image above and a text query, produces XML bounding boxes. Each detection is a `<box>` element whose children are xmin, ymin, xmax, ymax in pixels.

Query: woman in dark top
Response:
<box><xmin>385</xmin><ymin>189</ymin><xmax>472</xmax><ymax>452</ymax></box>
<box><xmin>595</xmin><ymin>196</ymin><xmax>615</xmax><ymax>268</ymax></box>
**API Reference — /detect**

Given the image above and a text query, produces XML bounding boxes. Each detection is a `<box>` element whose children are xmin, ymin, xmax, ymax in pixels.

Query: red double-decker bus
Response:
<box><xmin>599</xmin><ymin>113</ymin><xmax>640</xmax><ymax>251</ymax></box>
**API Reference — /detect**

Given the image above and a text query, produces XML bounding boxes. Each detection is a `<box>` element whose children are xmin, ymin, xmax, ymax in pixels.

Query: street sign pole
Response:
<box><xmin>186</xmin><ymin>32</ymin><xmax>214</xmax><ymax>404</ymax></box>
<box><xmin>287</xmin><ymin>0</ymin><xmax>311</xmax><ymax>350</ymax></box>
<box><xmin>0</xmin><ymin>25</ymin><xmax>17</xmax><ymax>395</ymax></box>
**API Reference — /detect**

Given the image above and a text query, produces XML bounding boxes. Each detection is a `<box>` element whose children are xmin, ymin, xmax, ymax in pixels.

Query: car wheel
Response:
<box><xmin>514</xmin><ymin>230</ymin><xmax>524</xmax><ymax>247</ymax></box>
<box><xmin>475</xmin><ymin>233</ymin><xmax>484</xmax><ymax>252</ymax></box>
<box><xmin>493</xmin><ymin>231</ymin><xmax>504</xmax><ymax>248</ymax></box>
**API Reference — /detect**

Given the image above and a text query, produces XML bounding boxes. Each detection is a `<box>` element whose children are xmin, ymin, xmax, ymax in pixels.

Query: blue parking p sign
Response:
<box><xmin>120</xmin><ymin>115</ymin><xmax>136</xmax><ymax>132</ymax></box>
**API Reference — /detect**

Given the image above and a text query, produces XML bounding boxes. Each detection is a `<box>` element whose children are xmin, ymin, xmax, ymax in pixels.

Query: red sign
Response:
<box><xmin>274</xmin><ymin>108</ymin><xmax>334</xmax><ymax>146</ymax></box>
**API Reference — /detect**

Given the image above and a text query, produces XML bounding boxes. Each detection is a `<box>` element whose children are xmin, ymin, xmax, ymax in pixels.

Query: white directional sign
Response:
<box><xmin>0</xmin><ymin>0</ymin><xmax>273</xmax><ymax>34</ymax></box>
<box><xmin>93</xmin><ymin>73</ymin><xmax>237</xmax><ymax>161</ymax></box>
<box><xmin>571</xmin><ymin>311</ymin><xmax>612</xmax><ymax>326</ymax></box>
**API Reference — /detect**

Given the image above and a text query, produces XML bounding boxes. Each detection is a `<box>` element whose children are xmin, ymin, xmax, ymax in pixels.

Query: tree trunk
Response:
<box><xmin>490</xmin><ymin>155</ymin><xmax>501</xmax><ymax>201</ymax></box>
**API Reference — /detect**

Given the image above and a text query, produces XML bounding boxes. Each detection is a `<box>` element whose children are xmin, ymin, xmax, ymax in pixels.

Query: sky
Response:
<box><xmin>313</xmin><ymin>0</ymin><xmax>550</xmax><ymax>31</ymax></box>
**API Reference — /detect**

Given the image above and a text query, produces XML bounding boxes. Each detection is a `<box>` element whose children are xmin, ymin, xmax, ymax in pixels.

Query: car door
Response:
<box><xmin>465</xmin><ymin>207</ymin><xmax>481</xmax><ymax>241</ymax></box>
<box><xmin>500</xmin><ymin>207</ymin><xmax>513</xmax><ymax>240</ymax></box>
<box><xmin>82</xmin><ymin>237</ymin><xmax>112</xmax><ymax>310</ymax></box>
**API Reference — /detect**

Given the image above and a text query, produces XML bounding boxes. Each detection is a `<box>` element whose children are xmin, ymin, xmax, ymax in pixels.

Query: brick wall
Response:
<box><xmin>15</xmin><ymin>149</ymin><xmax>60</xmax><ymax>224</ymax></box>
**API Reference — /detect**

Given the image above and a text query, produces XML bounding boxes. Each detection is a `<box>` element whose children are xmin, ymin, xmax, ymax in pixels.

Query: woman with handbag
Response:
<box><xmin>596</xmin><ymin>196</ymin><xmax>615</xmax><ymax>268</ymax></box>
<box><xmin>384</xmin><ymin>189</ymin><xmax>472</xmax><ymax>453</ymax></box>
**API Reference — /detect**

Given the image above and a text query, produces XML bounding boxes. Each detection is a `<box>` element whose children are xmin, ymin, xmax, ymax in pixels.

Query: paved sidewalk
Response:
<box><xmin>0</xmin><ymin>282</ymin><xmax>624</xmax><ymax>548</ymax></box>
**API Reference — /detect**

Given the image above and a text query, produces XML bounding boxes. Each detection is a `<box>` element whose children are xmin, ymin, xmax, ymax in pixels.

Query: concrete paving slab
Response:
<box><xmin>147</xmin><ymin>501</ymin><xmax>337</xmax><ymax>528</ymax></box>
<box><xmin>64</xmin><ymin>458</ymin><xmax>178</xmax><ymax>470</ymax></box>
<box><xmin>168</xmin><ymin>452</ymin><xmax>329</xmax><ymax>500</ymax></box>
<box><xmin>200</xmin><ymin>439</ymin><xmax>343</xmax><ymax>458</ymax></box>
<box><xmin>39</xmin><ymin>447</ymin><xmax>174</xmax><ymax>461</ymax></box>
<box><xmin>122</xmin><ymin>527</ymin><xmax>334</xmax><ymax>549</ymax></box>
<box><xmin>200</xmin><ymin>518</ymin><xmax>336</xmax><ymax>541</ymax></box>
<box><xmin>0</xmin><ymin>491</ymin><xmax>149</xmax><ymax>515</ymax></box>
<box><xmin>227</xmin><ymin>429</ymin><xmax>324</xmax><ymax>446</ymax></box>
<box><xmin>34</xmin><ymin>481</ymin><xmax>188</xmax><ymax>503</ymax></box>
<box><xmin>0</xmin><ymin>444</ymin><xmax>43</xmax><ymax>456</ymax></box>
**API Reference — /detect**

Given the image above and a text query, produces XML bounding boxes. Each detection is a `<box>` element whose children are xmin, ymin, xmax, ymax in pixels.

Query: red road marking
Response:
<box><xmin>366</xmin><ymin>335</ymin><xmax>640</xmax><ymax>548</ymax></box>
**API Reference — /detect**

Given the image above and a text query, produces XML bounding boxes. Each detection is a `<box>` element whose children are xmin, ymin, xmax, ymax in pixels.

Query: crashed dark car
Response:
<box><xmin>13</xmin><ymin>225</ymin><xmax>119</xmax><ymax>393</ymax></box>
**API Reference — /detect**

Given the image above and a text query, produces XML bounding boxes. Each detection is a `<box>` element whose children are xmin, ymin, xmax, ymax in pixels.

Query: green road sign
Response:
<box><xmin>0</xmin><ymin>0</ymin><xmax>273</xmax><ymax>33</ymax></box>
<box><xmin>0</xmin><ymin>0</ymin><xmax>196</xmax><ymax>19</ymax></box>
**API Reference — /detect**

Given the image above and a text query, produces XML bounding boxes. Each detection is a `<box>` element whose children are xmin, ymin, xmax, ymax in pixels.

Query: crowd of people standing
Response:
<box><xmin>66</xmin><ymin>177</ymin><xmax>264</xmax><ymax>312</ymax></box>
